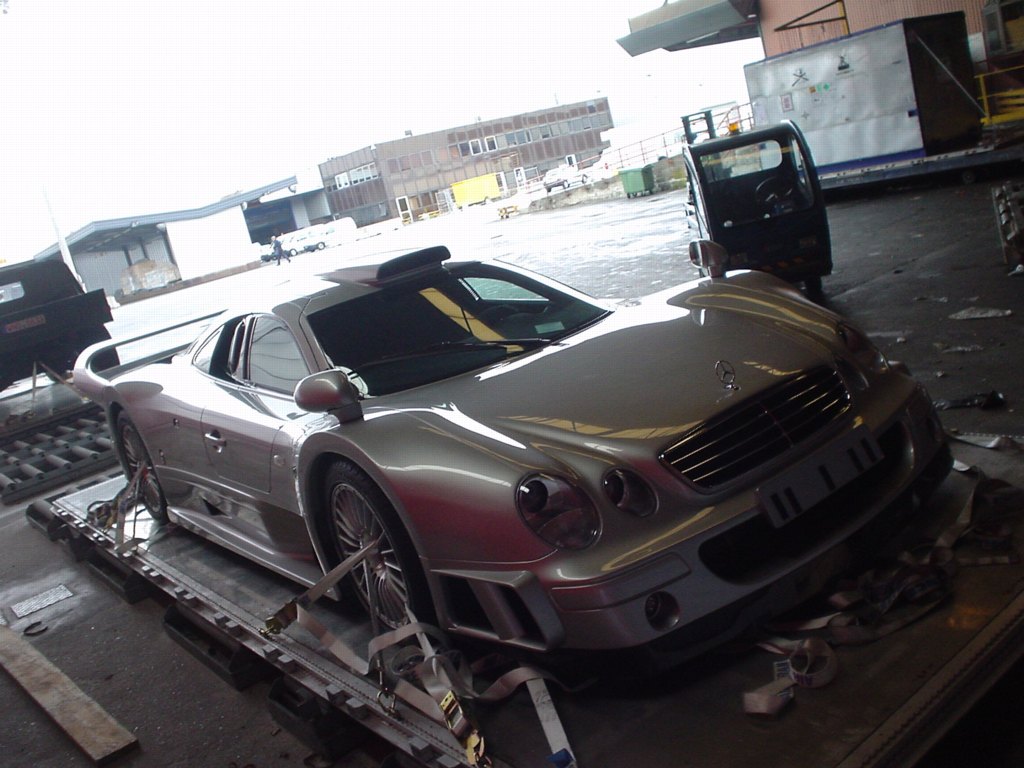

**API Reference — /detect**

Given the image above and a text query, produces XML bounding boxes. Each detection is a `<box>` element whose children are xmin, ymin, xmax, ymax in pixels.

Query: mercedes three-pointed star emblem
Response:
<box><xmin>715</xmin><ymin>360</ymin><xmax>739</xmax><ymax>391</ymax></box>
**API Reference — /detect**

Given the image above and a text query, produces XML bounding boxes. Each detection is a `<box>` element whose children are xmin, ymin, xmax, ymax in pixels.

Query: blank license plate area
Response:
<box><xmin>756</xmin><ymin>426</ymin><xmax>882</xmax><ymax>528</ymax></box>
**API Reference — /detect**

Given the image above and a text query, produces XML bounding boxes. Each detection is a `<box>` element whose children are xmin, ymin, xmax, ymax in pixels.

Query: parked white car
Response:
<box><xmin>543</xmin><ymin>165</ymin><xmax>589</xmax><ymax>193</ymax></box>
<box><xmin>280</xmin><ymin>231</ymin><xmax>326</xmax><ymax>257</ymax></box>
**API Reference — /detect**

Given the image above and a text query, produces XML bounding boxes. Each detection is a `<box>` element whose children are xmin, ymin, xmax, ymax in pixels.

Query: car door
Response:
<box><xmin>199</xmin><ymin>314</ymin><xmax>311</xmax><ymax>507</ymax></box>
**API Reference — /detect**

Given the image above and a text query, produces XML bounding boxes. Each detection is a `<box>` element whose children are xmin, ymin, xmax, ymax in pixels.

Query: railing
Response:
<box><xmin>977</xmin><ymin>64</ymin><xmax>1024</xmax><ymax>126</ymax></box>
<box><xmin>594</xmin><ymin>103</ymin><xmax>756</xmax><ymax>173</ymax></box>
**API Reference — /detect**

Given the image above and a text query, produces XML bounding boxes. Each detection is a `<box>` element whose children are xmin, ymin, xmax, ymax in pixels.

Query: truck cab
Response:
<box><xmin>683</xmin><ymin>121</ymin><xmax>831</xmax><ymax>297</ymax></box>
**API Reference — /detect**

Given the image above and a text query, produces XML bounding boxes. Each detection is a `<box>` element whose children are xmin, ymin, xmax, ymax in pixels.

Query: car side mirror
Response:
<box><xmin>689</xmin><ymin>239</ymin><xmax>730</xmax><ymax>278</ymax></box>
<box><xmin>294</xmin><ymin>370</ymin><xmax>363</xmax><ymax>423</ymax></box>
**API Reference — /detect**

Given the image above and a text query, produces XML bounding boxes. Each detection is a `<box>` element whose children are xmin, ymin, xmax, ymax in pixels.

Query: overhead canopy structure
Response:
<box><xmin>617</xmin><ymin>0</ymin><xmax>760</xmax><ymax>56</ymax></box>
<box><xmin>31</xmin><ymin>177</ymin><xmax>297</xmax><ymax>262</ymax></box>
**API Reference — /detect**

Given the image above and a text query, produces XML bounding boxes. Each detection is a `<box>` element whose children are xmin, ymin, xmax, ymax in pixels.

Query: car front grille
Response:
<box><xmin>660</xmin><ymin>366</ymin><xmax>851</xmax><ymax>490</ymax></box>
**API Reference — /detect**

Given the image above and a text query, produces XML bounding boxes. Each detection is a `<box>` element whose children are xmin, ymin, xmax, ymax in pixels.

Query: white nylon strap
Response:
<box><xmin>745</xmin><ymin>638</ymin><xmax>838</xmax><ymax>716</ymax></box>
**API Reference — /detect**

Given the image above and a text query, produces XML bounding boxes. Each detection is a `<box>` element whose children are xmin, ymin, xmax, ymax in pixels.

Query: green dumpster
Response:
<box><xmin>620</xmin><ymin>165</ymin><xmax>655</xmax><ymax>198</ymax></box>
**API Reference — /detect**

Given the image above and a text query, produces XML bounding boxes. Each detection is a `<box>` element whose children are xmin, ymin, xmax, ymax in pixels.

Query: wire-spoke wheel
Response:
<box><xmin>115</xmin><ymin>412</ymin><xmax>168</xmax><ymax>523</ymax></box>
<box><xmin>324</xmin><ymin>462</ymin><xmax>429</xmax><ymax>629</ymax></box>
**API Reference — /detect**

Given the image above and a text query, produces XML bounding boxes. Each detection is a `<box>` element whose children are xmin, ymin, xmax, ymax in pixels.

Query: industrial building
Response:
<box><xmin>317</xmin><ymin>97</ymin><xmax>613</xmax><ymax>225</ymax></box>
<box><xmin>616</xmin><ymin>1</ymin><xmax>990</xmax><ymax>60</ymax></box>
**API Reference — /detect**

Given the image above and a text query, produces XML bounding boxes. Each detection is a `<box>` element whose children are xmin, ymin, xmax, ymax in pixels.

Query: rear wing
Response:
<box><xmin>73</xmin><ymin>311</ymin><xmax>224</xmax><ymax>394</ymax></box>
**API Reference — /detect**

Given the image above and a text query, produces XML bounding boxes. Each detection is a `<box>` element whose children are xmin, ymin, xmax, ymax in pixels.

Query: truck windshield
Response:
<box><xmin>698</xmin><ymin>136</ymin><xmax>814</xmax><ymax>226</ymax></box>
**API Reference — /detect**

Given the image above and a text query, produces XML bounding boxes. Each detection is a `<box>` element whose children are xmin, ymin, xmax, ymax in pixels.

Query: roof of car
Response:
<box><xmin>230</xmin><ymin>245</ymin><xmax>462</xmax><ymax>320</ymax></box>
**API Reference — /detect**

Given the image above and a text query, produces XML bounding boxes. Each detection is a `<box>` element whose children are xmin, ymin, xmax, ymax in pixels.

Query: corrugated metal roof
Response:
<box><xmin>32</xmin><ymin>176</ymin><xmax>297</xmax><ymax>261</ymax></box>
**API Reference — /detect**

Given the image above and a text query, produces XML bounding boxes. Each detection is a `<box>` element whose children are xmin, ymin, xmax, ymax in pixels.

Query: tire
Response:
<box><xmin>115</xmin><ymin>412</ymin><xmax>169</xmax><ymax>523</ymax></box>
<box><xmin>316</xmin><ymin>242</ymin><xmax>325</xmax><ymax>250</ymax></box>
<box><xmin>323</xmin><ymin>461</ymin><xmax>431</xmax><ymax>629</ymax></box>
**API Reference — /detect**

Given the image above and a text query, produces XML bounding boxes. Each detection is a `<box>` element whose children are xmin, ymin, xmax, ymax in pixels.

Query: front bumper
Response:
<box><xmin>434</xmin><ymin>385</ymin><xmax>950</xmax><ymax>655</ymax></box>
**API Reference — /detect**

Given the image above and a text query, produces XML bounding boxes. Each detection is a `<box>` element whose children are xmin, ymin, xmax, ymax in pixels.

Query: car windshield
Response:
<box><xmin>697</xmin><ymin>136</ymin><xmax>814</xmax><ymax>226</ymax></box>
<box><xmin>306</xmin><ymin>261</ymin><xmax>609</xmax><ymax>396</ymax></box>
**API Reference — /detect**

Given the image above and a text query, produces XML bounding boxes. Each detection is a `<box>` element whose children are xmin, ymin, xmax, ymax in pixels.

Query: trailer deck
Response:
<box><xmin>819</xmin><ymin>140</ymin><xmax>1024</xmax><ymax>191</ymax></box>
<box><xmin>21</xmin><ymin>441</ymin><xmax>1024</xmax><ymax>768</ymax></box>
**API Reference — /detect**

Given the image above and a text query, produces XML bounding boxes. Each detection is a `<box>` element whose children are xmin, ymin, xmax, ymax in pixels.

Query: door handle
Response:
<box><xmin>204</xmin><ymin>430</ymin><xmax>227</xmax><ymax>453</ymax></box>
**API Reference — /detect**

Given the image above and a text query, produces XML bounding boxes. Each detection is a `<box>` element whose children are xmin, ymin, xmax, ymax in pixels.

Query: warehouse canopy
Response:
<box><xmin>31</xmin><ymin>177</ymin><xmax>297</xmax><ymax>260</ymax></box>
<box><xmin>617</xmin><ymin>0</ymin><xmax>759</xmax><ymax>56</ymax></box>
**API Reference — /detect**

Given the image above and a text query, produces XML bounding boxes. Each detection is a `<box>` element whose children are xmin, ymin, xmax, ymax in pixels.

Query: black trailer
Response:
<box><xmin>0</xmin><ymin>258</ymin><xmax>115</xmax><ymax>391</ymax></box>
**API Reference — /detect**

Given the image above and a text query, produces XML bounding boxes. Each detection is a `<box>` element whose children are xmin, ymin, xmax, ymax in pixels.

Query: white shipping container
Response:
<box><xmin>744</xmin><ymin>13</ymin><xmax>979</xmax><ymax>174</ymax></box>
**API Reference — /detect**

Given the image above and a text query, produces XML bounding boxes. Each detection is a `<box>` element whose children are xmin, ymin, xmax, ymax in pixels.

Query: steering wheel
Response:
<box><xmin>755</xmin><ymin>177</ymin><xmax>796</xmax><ymax>210</ymax></box>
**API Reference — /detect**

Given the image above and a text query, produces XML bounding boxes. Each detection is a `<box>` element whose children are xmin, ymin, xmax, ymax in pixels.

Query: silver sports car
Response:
<box><xmin>74</xmin><ymin>244</ymin><xmax>951</xmax><ymax>659</ymax></box>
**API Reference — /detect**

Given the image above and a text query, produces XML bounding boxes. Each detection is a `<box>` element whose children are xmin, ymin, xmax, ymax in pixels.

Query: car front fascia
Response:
<box><xmin>419</xmin><ymin>381</ymin><xmax>948</xmax><ymax>653</ymax></box>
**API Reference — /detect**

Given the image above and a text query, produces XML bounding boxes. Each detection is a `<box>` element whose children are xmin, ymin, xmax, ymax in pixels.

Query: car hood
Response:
<box><xmin>376</xmin><ymin>275</ymin><xmax>843</xmax><ymax>453</ymax></box>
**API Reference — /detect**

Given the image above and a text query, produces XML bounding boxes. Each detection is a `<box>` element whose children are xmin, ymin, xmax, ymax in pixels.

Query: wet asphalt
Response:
<box><xmin>2</xmin><ymin>174</ymin><xmax>1023</xmax><ymax>768</ymax></box>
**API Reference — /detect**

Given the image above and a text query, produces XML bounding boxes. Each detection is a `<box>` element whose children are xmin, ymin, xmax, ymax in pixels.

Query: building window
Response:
<box><xmin>516</xmin><ymin>130</ymin><xmax>528</xmax><ymax>145</ymax></box>
<box><xmin>505</xmin><ymin>132</ymin><xmax>518</xmax><ymax>147</ymax></box>
<box><xmin>420</xmin><ymin>150</ymin><xmax>434</xmax><ymax>166</ymax></box>
<box><xmin>470</xmin><ymin>139</ymin><xmax>483</xmax><ymax>155</ymax></box>
<box><xmin>459</xmin><ymin>142</ymin><xmax>472</xmax><ymax>157</ymax></box>
<box><xmin>485</xmin><ymin>136</ymin><xmax>498</xmax><ymax>152</ymax></box>
<box><xmin>349</xmin><ymin>163</ymin><xmax>379</xmax><ymax>185</ymax></box>
<box><xmin>335</xmin><ymin>173</ymin><xmax>350</xmax><ymax>189</ymax></box>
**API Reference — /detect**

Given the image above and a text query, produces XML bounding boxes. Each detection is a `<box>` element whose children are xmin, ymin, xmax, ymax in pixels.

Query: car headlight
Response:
<box><xmin>516</xmin><ymin>474</ymin><xmax>599</xmax><ymax>550</ymax></box>
<box><xmin>603</xmin><ymin>468</ymin><xmax>658</xmax><ymax>517</ymax></box>
<box><xmin>837</xmin><ymin>321</ymin><xmax>889</xmax><ymax>374</ymax></box>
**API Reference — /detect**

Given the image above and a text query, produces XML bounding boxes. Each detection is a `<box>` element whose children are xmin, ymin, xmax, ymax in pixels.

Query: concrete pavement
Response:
<box><xmin>2</xmin><ymin>176</ymin><xmax>1023</xmax><ymax>768</ymax></box>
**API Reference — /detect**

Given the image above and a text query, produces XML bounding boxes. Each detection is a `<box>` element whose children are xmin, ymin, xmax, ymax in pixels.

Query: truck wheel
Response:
<box><xmin>324</xmin><ymin>462</ymin><xmax>431</xmax><ymax>629</ymax></box>
<box><xmin>115</xmin><ymin>413</ymin><xmax>169</xmax><ymax>523</ymax></box>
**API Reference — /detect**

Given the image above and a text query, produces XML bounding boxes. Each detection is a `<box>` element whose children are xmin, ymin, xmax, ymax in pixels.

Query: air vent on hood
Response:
<box><xmin>660</xmin><ymin>367</ymin><xmax>851</xmax><ymax>490</ymax></box>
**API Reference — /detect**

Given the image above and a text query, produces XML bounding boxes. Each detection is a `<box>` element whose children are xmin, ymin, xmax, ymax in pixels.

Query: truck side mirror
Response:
<box><xmin>294</xmin><ymin>370</ymin><xmax>363</xmax><ymax>423</ymax></box>
<box><xmin>689</xmin><ymin>239</ymin><xmax>730</xmax><ymax>278</ymax></box>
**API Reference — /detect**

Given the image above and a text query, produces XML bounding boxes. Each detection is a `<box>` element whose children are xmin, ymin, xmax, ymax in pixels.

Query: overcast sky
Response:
<box><xmin>0</xmin><ymin>1</ymin><xmax>763</xmax><ymax>262</ymax></box>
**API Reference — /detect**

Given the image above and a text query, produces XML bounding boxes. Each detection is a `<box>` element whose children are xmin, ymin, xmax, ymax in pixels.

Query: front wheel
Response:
<box><xmin>324</xmin><ymin>462</ymin><xmax>431</xmax><ymax>629</ymax></box>
<box><xmin>115</xmin><ymin>413</ymin><xmax>169</xmax><ymax>523</ymax></box>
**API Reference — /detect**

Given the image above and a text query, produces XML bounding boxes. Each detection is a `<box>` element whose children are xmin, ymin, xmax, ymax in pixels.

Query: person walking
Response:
<box><xmin>271</xmin><ymin>235</ymin><xmax>290</xmax><ymax>265</ymax></box>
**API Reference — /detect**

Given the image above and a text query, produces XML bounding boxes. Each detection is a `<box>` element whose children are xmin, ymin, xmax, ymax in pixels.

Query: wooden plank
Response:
<box><xmin>0</xmin><ymin>625</ymin><xmax>138</xmax><ymax>765</ymax></box>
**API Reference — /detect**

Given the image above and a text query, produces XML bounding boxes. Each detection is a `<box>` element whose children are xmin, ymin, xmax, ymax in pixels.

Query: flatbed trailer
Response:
<box><xmin>21</xmin><ymin>442</ymin><xmax>1024</xmax><ymax>768</ymax></box>
<box><xmin>819</xmin><ymin>139</ymin><xmax>1024</xmax><ymax>191</ymax></box>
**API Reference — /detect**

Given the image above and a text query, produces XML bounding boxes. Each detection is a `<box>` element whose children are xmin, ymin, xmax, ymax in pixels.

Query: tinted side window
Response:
<box><xmin>191</xmin><ymin>332</ymin><xmax>218</xmax><ymax>374</ymax></box>
<box><xmin>247</xmin><ymin>316</ymin><xmax>308</xmax><ymax>394</ymax></box>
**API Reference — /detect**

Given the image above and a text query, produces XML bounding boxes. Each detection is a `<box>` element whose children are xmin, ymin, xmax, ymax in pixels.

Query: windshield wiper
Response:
<box><xmin>366</xmin><ymin>338</ymin><xmax>552</xmax><ymax>367</ymax></box>
<box><xmin>432</xmin><ymin>338</ymin><xmax>553</xmax><ymax>352</ymax></box>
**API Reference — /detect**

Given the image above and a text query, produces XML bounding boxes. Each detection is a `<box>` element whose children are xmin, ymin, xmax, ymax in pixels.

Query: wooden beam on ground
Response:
<box><xmin>0</xmin><ymin>625</ymin><xmax>138</xmax><ymax>765</ymax></box>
